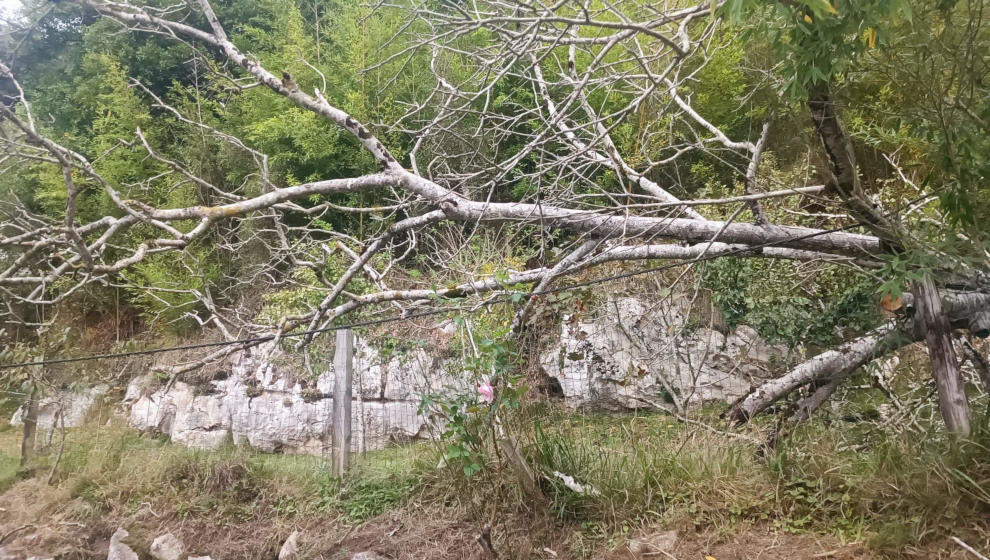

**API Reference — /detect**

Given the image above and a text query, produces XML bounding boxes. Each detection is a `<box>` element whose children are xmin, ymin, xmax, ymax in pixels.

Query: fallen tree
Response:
<box><xmin>0</xmin><ymin>0</ymin><xmax>986</xmax><ymax>435</ymax></box>
<box><xmin>726</xmin><ymin>292</ymin><xmax>990</xmax><ymax>424</ymax></box>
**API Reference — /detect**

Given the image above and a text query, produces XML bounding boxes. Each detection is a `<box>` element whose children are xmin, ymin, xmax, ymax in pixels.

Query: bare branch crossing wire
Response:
<box><xmin>0</xmin><ymin>201</ymin><xmax>923</xmax><ymax>371</ymax></box>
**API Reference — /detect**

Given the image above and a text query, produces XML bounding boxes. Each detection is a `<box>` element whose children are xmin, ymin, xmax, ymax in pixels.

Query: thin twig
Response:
<box><xmin>953</xmin><ymin>537</ymin><xmax>990</xmax><ymax>560</ymax></box>
<box><xmin>0</xmin><ymin>524</ymin><xmax>34</xmax><ymax>545</ymax></box>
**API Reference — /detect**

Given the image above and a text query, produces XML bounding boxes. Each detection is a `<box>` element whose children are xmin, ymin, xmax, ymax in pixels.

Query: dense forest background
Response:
<box><xmin>0</xmin><ymin>1</ymin><xmax>989</xmax><ymax>557</ymax></box>
<box><xmin>1</xmin><ymin>0</ymin><xmax>985</xmax><ymax>349</ymax></box>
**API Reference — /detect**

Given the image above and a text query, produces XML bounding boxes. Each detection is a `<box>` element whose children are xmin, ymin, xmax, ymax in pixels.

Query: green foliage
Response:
<box><xmin>122</xmin><ymin>250</ymin><xmax>220</xmax><ymax>334</ymax></box>
<box><xmin>701</xmin><ymin>258</ymin><xmax>750</xmax><ymax>327</ymax></box>
<box><xmin>5</xmin><ymin>0</ymin><xmax>979</xmax><ymax>351</ymax></box>
<box><xmin>723</xmin><ymin>0</ymin><xmax>914</xmax><ymax>97</ymax></box>
<box><xmin>0</xmin><ymin>325</ymin><xmax>83</xmax><ymax>409</ymax></box>
<box><xmin>1</xmin><ymin>0</ymin><xmax>422</xmax><ymax>338</ymax></box>
<box><xmin>258</xmin><ymin>249</ymin><xmax>377</xmax><ymax>325</ymax></box>
<box><xmin>700</xmin><ymin>259</ymin><xmax>879</xmax><ymax>345</ymax></box>
<box><xmin>419</xmin><ymin>318</ymin><xmax>526</xmax><ymax>478</ymax></box>
<box><xmin>846</xmin><ymin>1</ymin><xmax>990</xmax><ymax>234</ymax></box>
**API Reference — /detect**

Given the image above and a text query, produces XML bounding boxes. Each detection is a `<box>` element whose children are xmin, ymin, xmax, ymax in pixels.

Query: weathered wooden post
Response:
<box><xmin>332</xmin><ymin>328</ymin><xmax>354</xmax><ymax>476</ymax></box>
<box><xmin>913</xmin><ymin>276</ymin><xmax>971</xmax><ymax>435</ymax></box>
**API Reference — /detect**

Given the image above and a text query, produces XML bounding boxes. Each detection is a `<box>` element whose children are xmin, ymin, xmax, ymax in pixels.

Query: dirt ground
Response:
<box><xmin>0</xmin><ymin>478</ymin><xmax>981</xmax><ymax>560</ymax></box>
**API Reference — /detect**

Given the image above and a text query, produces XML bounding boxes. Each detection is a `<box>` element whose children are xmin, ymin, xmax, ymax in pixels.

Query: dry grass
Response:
<box><xmin>1</xmin><ymin>403</ymin><xmax>988</xmax><ymax>559</ymax></box>
<box><xmin>420</xmin><ymin>403</ymin><xmax>990</xmax><ymax>558</ymax></box>
<box><xmin>0</xmin><ymin>414</ymin><xmax>21</xmax><ymax>493</ymax></box>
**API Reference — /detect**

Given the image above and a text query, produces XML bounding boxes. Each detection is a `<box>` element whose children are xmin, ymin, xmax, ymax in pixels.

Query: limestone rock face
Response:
<box><xmin>539</xmin><ymin>297</ymin><xmax>794</xmax><ymax>409</ymax></box>
<box><xmin>118</xmin><ymin>296</ymin><xmax>790</xmax><ymax>456</ymax></box>
<box><xmin>125</xmin><ymin>342</ymin><xmax>446</xmax><ymax>454</ymax></box>
<box><xmin>11</xmin><ymin>384</ymin><xmax>109</xmax><ymax>430</ymax></box>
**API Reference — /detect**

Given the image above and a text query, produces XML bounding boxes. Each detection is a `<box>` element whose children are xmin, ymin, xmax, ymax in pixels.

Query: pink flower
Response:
<box><xmin>477</xmin><ymin>381</ymin><xmax>495</xmax><ymax>404</ymax></box>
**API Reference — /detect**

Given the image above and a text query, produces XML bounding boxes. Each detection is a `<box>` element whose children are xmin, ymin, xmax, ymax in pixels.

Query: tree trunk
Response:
<box><xmin>807</xmin><ymin>83</ymin><xmax>900</xmax><ymax>247</ymax></box>
<box><xmin>725</xmin><ymin>320</ymin><xmax>917</xmax><ymax>424</ymax></box>
<box><xmin>808</xmin><ymin>82</ymin><xmax>970</xmax><ymax>436</ymax></box>
<box><xmin>792</xmin><ymin>374</ymin><xmax>847</xmax><ymax>424</ymax></box>
<box><xmin>912</xmin><ymin>275</ymin><xmax>972</xmax><ymax>435</ymax></box>
<box><xmin>726</xmin><ymin>291</ymin><xmax>990</xmax><ymax>425</ymax></box>
<box><xmin>19</xmin><ymin>381</ymin><xmax>39</xmax><ymax>469</ymax></box>
<box><xmin>497</xmin><ymin>437</ymin><xmax>546</xmax><ymax>507</ymax></box>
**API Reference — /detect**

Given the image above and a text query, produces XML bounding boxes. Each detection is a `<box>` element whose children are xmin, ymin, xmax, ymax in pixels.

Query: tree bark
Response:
<box><xmin>727</xmin><ymin>291</ymin><xmax>990</xmax><ymax>425</ymax></box>
<box><xmin>744</xmin><ymin>122</ymin><xmax>771</xmax><ymax>226</ymax></box>
<box><xmin>497</xmin><ymin>437</ymin><xmax>546</xmax><ymax>507</ymax></box>
<box><xmin>912</xmin><ymin>275</ymin><xmax>972</xmax><ymax>435</ymax></box>
<box><xmin>19</xmin><ymin>381</ymin><xmax>38</xmax><ymax>469</ymax></box>
<box><xmin>792</xmin><ymin>374</ymin><xmax>847</xmax><ymax>424</ymax></box>
<box><xmin>725</xmin><ymin>320</ymin><xmax>917</xmax><ymax>424</ymax></box>
<box><xmin>807</xmin><ymin>83</ymin><xmax>901</xmax><ymax>247</ymax></box>
<box><xmin>807</xmin><ymin>81</ymin><xmax>974</xmax><ymax>436</ymax></box>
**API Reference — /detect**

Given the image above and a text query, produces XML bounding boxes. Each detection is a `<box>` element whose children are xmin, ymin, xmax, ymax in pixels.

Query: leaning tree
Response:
<box><xmin>1</xmin><ymin>0</ymin><xmax>987</xmax><ymax>433</ymax></box>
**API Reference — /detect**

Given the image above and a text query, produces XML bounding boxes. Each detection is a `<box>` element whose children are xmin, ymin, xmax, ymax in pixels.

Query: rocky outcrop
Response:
<box><xmin>627</xmin><ymin>530</ymin><xmax>678</xmax><ymax>559</ymax></box>
<box><xmin>539</xmin><ymin>297</ymin><xmax>795</xmax><ymax>410</ymax></box>
<box><xmin>11</xmin><ymin>384</ymin><xmax>109</xmax><ymax>430</ymax></box>
<box><xmin>124</xmin><ymin>340</ymin><xmax>465</xmax><ymax>454</ymax></box>
<box><xmin>277</xmin><ymin>531</ymin><xmax>299</xmax><ymax>560</ymax></box>
<box><xmin>122</xmin><ymin>296</ymin><xmax>790</xmax><ymax>454</ymax></box>
<box><xmin>150</xmin><ymin>533</ymin><xmax>184</xmax><ymax>560</ymax></box>
<box><xmin>350</xmin><ymin>553</ymin><xmax>385</xmax><ymax>560</ymax></box>
<box><xmin>5</xmin><ymin>296</ymin><xmax>790</xmax><ymax>456</ymax></box>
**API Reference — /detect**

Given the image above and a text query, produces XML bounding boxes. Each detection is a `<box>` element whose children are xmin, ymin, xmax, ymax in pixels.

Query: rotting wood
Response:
<box><xmin>912</xmin><ymin>275</ymin><xmax>971</xmax><ymax>435</ymax></box>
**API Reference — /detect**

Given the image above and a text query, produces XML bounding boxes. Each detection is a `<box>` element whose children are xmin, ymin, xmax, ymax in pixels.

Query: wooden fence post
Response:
<box><xmin>912</xmin><ymin>276</ymin><xmax>972</xmax><ymax>435</ymax></box>
<box><xmin>332</xmin><ymin>329</ymin><xmax>354</xmax><ymax>476</ymax></box>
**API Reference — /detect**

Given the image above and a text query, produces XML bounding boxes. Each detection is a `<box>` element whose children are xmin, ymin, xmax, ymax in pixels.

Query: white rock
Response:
<box><xmin>551</xmin><ymin>471</ymin><xmax>600</xmax><ymax>496</ymax></box>
<box><xmin>150</xmin><ymin>533</ymin><xmax>184</xmax><ymax>560</ymax></box>
<box><xmin>12</xmin><ymin>385</ymin><xmax>109</xmax><ymax>429</ymax></box>
<box><xmin>627</xmin><ymin>530</ymin><xmax>677</xmax><ymax>558</ymax></box>
<box><xmin>107</xmin><ymin>529</ymin><xmax>138</xmax><ymax>560</ymax></box>
<box><xmin>127</xmin><ymin>344</ymin><xmax>440</xmax><ymax>455</ymax></box>
<box><xmin>351</xmin><ymin>553</ymin><xmax>384</xmax><ymax>560</ymax></box>
<box><xmin>277</xmin><ymin>530</ymin><xmax>299</xmax><ymax>560</ymax></box>
<box><xmin>122</xmin><ymin>295</ymin><xmax>794</xmax><ymax>456</ymax></box>
<box><xmin>539</xmin><ymin>297</ymin><xmax>792</xmax><ymax>409</ymax></box>
<box><xmin>187</xmin><ymin>557</ymin><xmax>213</xmax><ymax>560</ymax></box>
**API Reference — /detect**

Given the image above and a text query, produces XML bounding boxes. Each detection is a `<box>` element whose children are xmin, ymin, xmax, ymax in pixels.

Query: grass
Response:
<box><xmin>1</xmin><ymin>420</ymin><xmax>433</xmax><ymax>527</ymax></box>
<box><xmin>0</xmin><ymin>416</ymin><xmax>21</xmax><ymax>493</ymax></box>
<box><xmin>0</xmin><ymin>447</ymin><xmax>18</xmax><ymax>494</ymax></box>
<box><xmin>528</xmin><ymin>408</ymin><xmax>760</xmax><ymax>524</ymax></box>
<box><xmin>508</xmin><ymin>403</ymin><xmax>990</xmax><ymax>552</ymax></box>
<box><xmin>772</xmin><ymin>418</ymin><xmax>990</xmax><ymax>550</ymax></box>
<box><xmin>1</xmin><ymin>402</ymin><xmax>988</xmax><ymax>558</ymax></box>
